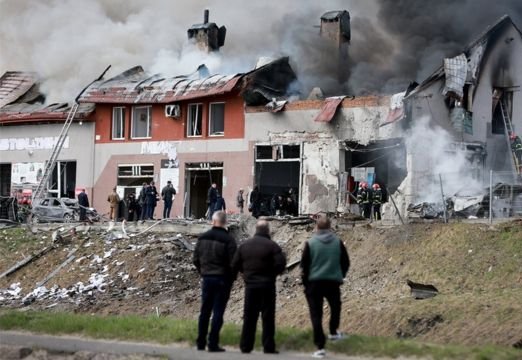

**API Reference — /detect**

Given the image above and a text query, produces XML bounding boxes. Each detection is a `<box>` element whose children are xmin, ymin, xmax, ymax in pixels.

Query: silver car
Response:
<box><xmin>31</xmin><ymin>198</ymin><xmax>77</xmax><ymax>223</ymax></box>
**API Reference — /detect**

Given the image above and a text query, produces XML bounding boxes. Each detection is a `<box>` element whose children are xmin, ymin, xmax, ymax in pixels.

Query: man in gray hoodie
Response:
<box><xmin>300</xmin><ymin>215</ymin><xmax>350</xmax><ymax>358</ymax></box>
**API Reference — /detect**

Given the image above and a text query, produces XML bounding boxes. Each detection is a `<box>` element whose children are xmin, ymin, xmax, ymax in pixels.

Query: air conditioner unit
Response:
<box><xmin>165</xmin><ymin>104</ymin><xmax>181</xmax><ymax>118</ymax></box>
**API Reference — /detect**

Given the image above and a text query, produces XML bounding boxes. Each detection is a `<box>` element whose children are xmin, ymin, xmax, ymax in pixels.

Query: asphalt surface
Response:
<box><xmin>0</xmin><ymin>331</ymin><xmax>373</xmax><ymax>360</ymax></box>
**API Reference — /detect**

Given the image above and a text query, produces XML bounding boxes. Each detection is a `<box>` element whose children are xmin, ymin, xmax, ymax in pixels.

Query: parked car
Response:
<box><xmin>31</xmin><ymin>198</ymin><xmax>77</xmax><ymax>223</ymax></box>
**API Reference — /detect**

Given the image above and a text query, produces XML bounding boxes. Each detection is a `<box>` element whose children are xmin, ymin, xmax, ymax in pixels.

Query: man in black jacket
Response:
<box><xmin>206</xmin><ymin>182</ymin><xmax>218</xmax><ymax>220</ymax></box>
<box><xmin>301</xmin><ymin>215</ymin><xmax>350</xmax><ymax>358</ymax></box>
<box><xmin>77</xmin><ymin>189</ymin><xmax>89</xmax><ymax>221</ymax></box>
<box><xmin>232</xmin><ymin>220</ymin><xmax>286</xmax><ymax>354</ymax></box>
<box><xmin>193</xmin><ymin>211</ymin><xmax>237</xmax><ymax>352</ymax></box>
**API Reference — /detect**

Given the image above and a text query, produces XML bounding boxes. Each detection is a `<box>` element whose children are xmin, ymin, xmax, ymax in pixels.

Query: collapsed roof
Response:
<box><xmin>78</xmin><ymin>57</ymin><xmax>297</xmax><ymax>106</ymax></box>
<box><xmin>79</xmin><ymin>57</ymin><xmax>296</xmax><ymax>105</ymax></box>
<box><xmin>0</xmin><ymin>71</ymin><xmax>94</xmax><ymax>125</ymax></box>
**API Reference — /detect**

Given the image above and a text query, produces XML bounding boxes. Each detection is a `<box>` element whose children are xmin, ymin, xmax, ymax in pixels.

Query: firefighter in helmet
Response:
<box><xmin>356</xmin><ymin>181</ymin><xmax>372</xmax><ymax>219</ymax></box>
<box><xmin>510</xmin><ymin>132</ymin><xmax>522</xmax><ymax>167</ymax></box>
<box><xmin>372</xmin><ymin>183</ymin><xmax>383</xmax><ymax>220</ymax></box>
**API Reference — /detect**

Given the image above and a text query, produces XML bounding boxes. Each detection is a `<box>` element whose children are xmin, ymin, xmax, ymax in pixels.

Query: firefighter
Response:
<box><xmin>510</xmin><ymin>133</ymin><xmax>522</xmax><ymax>168</ymax></box>
<box><xmin>356</xmin><ymin>182</ymin><xmax>372</xmax><ymax>219</ymax></box>
<box><xmin>372</xmin><ymin>183</ymin><xmax>383</xmax><ymax>220</ymax></box>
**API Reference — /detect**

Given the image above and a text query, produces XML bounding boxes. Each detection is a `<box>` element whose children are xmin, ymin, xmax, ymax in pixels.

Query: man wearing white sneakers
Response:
<box><xmin>300</xmin><ymin>215</ymin><xmax>350</xmax><ymax>358</ymax></box>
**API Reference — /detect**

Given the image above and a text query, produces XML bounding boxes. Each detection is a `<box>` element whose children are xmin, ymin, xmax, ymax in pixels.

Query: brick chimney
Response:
<box><xmin>187</xmin><ymin>9</ymin><xmax>227</xmax><ymax>53</ymax></box>
<box><xmin>320</xmin><ymin>10</ymin><xmax>350</xmax><ymax>82</ymax></box>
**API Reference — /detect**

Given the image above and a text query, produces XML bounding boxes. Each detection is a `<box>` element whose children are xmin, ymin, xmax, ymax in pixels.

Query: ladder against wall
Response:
<box><xmin>499</xmin><ymin>101</ymin><xmax>522</xmax><ymax>176</ymax></box>
<box><xmin>31</xmin><ymin>103</ymin><xmax>80</xmax><ymax>202</ymax></box>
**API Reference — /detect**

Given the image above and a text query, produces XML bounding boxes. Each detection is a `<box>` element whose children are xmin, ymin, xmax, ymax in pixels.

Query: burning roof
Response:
<box><xmin>0</xmin><ymin>71</ymin><xmax>94</xmax><ymax>125</ymax></box>
<box><xmin>78</xmin><ymin>57</ymin><xmax>297</xmax><ymax>106</ymax></box>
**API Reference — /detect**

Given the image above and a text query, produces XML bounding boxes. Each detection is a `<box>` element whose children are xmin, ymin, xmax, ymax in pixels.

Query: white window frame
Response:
<box><xmin>131</xmin><ymin>106</ymin><xmax>152</xmax><ymax>139</ymax></box>
<box><xmin>208</xmin><ymin>102</ymin><xmax>225</xmax><ymax>137</ymax></box>
<box><xmin>112</xmin><ymin>107</ymin><xmax>126</xmax><ymax>140</ymax></box>
<box><xmin>187</xmin><ymin>103</ymin><xmax>203</xmax><ymax>138</ymax></box>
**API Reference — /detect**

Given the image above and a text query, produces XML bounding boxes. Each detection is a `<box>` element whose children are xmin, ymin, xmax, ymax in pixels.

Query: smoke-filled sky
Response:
<box><xmin>1</xmin><ymin>0</ymin><xmax>521</xmax><ymax>102</ymax></box>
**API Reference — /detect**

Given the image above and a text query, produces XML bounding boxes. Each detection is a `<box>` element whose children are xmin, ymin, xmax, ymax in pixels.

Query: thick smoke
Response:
<box><xmin>1</xmin><ymin>0</ymin><xmax>522</xmax><ymax>101</ymax></box>
<box><xmin>406</xmin><ymin>117</ymin><xmax>484</xmax><ymax>203</ymax></box>
<box><xmin>348</xmin><ymin>0</ymin><xmax>522</xmax><ymax>94</ymax></box>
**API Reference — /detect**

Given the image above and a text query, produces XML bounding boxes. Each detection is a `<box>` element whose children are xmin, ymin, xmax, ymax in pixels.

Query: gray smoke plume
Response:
<box><xmin>1</xmin><ymin>0</ymin><xmax>521</xmax><ymax>101</ymax></box>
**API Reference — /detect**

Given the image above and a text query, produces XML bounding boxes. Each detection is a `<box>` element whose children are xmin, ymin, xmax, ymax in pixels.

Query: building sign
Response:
<box><xmin>141</xmin><ymin>141</ymin><xmax>178</xmax><ymax>165</ymax></box>
<box><xmin>0</xmin><ymin>136</ymin><xmax>69</xmax><ymax>151</ymax></box>
<box><xmin>11</xmin><ymin>162</ymin><xmax>45</xmax><ymax>184</ymax></box>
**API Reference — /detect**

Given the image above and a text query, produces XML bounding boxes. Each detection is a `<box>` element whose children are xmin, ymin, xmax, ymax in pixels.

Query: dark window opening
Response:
<box><xmin>492</xmin><ymin>90</ymin><xmax>513</xmax><ymax>135</ymax></box>
<box><xmin>256</xmin><ymin>146</ymin><xmax>273</xmax><ymax>160</ymax></box>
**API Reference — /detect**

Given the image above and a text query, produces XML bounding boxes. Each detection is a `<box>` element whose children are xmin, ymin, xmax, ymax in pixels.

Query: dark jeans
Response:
<box><xmin>140</xmin><ymin>204</ymin><xmax>148</xmax><ymax>220</ymax></box>
<box><xmin>197</xmin><ymin>275</ymin><xmax>232</xmax><ymax>350</ymax></box>
<box><xmin>207</xmin><ymin>202</ymin><xmax>216</xmax><ymax>220</ymax></box>
<box><xmin>146</xmin><ymin>203</ymin><xmax>155</xmax><ymax>219</ymax></box>
<box><xmin>305</xmin><ymin>281</ymin><xmax>342</xmax><ymax>350</ymax></box>
<box><xmin>79</xmin><ymin>208</ymin><xmax>86</xmax><ymax>221</ymax></box>
<box><xmin>240</xmin><ymin>285</ymin><xmax>276</xmax><ymax>353</ymax></box>
<box><xmin>163</xmin><ymin>200</ymin><xmax>172</xmax><ymax>219</ymax></box>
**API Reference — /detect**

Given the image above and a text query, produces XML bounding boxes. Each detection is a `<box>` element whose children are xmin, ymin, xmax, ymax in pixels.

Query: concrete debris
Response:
<box><xmin>407</xmin><ymin>280</ymin><xmax>439</xmax><ymax>299</ymax></box>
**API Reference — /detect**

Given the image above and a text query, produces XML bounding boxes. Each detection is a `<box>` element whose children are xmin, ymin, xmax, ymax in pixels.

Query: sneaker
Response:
<box><xmin>312</xmin><ymin>349</ymin><xmax>326</xmax><ymax>358</ymax></box>
<box><xmin>328</xmin><ymin>331</ymin><xmax>346</xmax><ymax>341</ymax></box>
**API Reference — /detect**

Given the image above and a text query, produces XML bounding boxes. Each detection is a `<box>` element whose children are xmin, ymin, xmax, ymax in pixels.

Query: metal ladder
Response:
<box><xmin>499</xmin><ymin>100</ymin><xmax>521</xmax><ymax>176</ymax></box>
<box><xmin>31</xmin><ymin>103</ymin><xmax>80</xmax><ymax>202</ymax></box>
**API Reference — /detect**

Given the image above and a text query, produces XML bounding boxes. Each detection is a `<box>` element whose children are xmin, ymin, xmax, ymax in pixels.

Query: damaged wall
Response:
<box><xmin>245</xmin><ymin>97</ymin><xmax>402</xmax><ymax>214</ymax></box>
<box><xmin>407</xmin><ymin>19</ymin><xmax>522</xmax><ymax>202</ymax></box>
<box><xmin>0</xmin><ymin>123</ymin><xmax>95</xmax><ymax>193</ymax></box>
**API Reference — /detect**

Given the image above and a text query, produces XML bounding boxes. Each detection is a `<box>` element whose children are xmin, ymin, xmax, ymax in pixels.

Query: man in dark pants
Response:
<box><xmin>231</xmin><ymin>220</ymin><xmax>286</xmax><ymax>354</ymax></box>
<box><xmin>300</xmin><ymin>215</ymin><xmax>350</xmax><ymax>358</ymax></box>
<box><xmin>206</xmin><ymin>182</ymin><xmax>218</xmax><ymax>220</ymax></box>
<box><xmin>161</xmin><ymin>180</ymin><xmax>176</xmax><ymax>219</ymax></box>
<box><xmin>77</xmin><ymin>189</ymin><xmax>89</xmax><ymax>221</ymax></box>
<box><xmin>193</xmin><ymin>211</ymin><xmax>237</xmax><ymax>352</ymax></box>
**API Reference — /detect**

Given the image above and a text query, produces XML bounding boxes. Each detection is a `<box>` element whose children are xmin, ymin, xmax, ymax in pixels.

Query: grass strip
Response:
<box><xmin>0</xmin><ymin>310</ymin><xmax>520</xmax><ymax>359</ymax></box>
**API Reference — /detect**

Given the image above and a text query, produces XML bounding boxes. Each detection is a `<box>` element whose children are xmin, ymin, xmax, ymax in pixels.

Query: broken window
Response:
<box><xmin>112</xmin><ymin>107</ymin><xmax>125</xmax><ymax>140</ymax></box>
<box><xmin>209</xmin><ymin>103</ymin><xmax>225</xmax><ymax>136</ymax></box>
<box><xmin>117</xmin><ymin>164</ymin><xmax>154</xmax><ymax>187</ymax></box>
<box><xmin>187</xmin><ymin>104</ymin><xmax>203</xmax><ymax>137</ymax></box>
<box><xmin>256</xmin><ymin>146</ymin><xmax>273</xmax><ymax>160</ymax></box>
<box><xmin>492</xmin><ymin>90</ymin><xmax>513</xmax><ymax>135</ymax></box>
<box><xmin>131</xmin><ymin>106</ymin><xmax>151</xmax><ymax>139</ymax></box>
<box><xmin>283</xmin><ymin>145</ymin><xmax>300</xmax><ymax>159</ymax></box>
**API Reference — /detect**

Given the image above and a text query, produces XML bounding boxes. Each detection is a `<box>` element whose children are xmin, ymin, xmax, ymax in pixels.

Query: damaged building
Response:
<box><xmin>400</xmin><ymin>15</ymin><xmax>522</xmax><ymax>218</ymax></box>
<box><xmin>77</xmin><ymin>57</ymin><xmax>296</xmax><ymax>219</ymax></box>
<box><xmin>0</xmin><ymin>71</ymin><xmax>95</xmax><ymax>200</ymax></box>
<box><xmin>245</xmin><ymin>95</ymin><xmax>406</xmax><ymax>215</ymax></box>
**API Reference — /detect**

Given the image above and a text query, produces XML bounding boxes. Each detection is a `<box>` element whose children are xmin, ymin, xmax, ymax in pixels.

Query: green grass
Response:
<box><xmin>0</xmin><ymin>311</ymin><xmax>520</xmax><ymax>359</ymax></box>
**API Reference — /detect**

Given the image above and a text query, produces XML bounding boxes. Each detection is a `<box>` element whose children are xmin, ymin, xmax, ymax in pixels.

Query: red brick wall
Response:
<box><xmin>93</xmin><ymin>92</ymin><xmax>245</xmax><ymax>143</ymax></box>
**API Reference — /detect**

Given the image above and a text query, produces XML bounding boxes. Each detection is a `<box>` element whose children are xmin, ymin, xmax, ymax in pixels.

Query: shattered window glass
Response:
<box><xmin>209</xmin><ymin>103</ymin><xmax>225</xmax><ymax>136</ymax></box>
<box><xmin>187</xmin><ymin>104</ymin><xmax>203</xmax><ymax>137</ymax></box>
<box><xmin>256</xmin><ymin>146</ymin><xmax>273</xmax><ymax>160</ymax></box>
<box><xmin>112</xmin><ymin>107</ymin><xmax>125</xmax><ymax>139</ymax></box>
<box><xmin>283</xmin><ymin>145</ymin><xmax>300</xmax><ymax>159</ymax></box>
<box><xmin>131</xmin><ymin>106</ymin><xmax>151</xmax><ymax>138</ymax></box>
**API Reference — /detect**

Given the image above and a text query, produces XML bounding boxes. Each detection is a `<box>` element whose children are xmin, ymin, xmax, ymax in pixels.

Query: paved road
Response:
<box><xmin>0</xmin><ymin>331</ymin><xmax>377</xmax><ymax>360</ymax></box>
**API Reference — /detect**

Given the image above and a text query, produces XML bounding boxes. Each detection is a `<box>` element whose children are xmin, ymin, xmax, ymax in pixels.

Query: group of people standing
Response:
<box><xmin>193</xmin><ymin>212</ymin><xmax>349</xmax><ymax>358</ymax></box>
<box><xmin>106</xmin><ymin>181</ymin><xmax>177</xmax><ymax>222</ymax></box>
<box><xmin>234</xmin><ymin>186</ymin><xmax>298</xmax><ymax>218</ymax></box>
<box><xmin>356</xmin><ymin>182</ymin><xmax>384</xmax><ymax>220</ymax></box>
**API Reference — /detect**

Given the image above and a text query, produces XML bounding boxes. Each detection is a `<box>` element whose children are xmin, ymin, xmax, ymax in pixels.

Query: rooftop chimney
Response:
<box><xmin>319</xmin><ymin>10</ymin><xmax>350</xmax><ymax>82</ymax></box>
<box><xmin>187</xmin><ymin>9</ymin><xmax>226</xmax><ymax>53</ymax></box>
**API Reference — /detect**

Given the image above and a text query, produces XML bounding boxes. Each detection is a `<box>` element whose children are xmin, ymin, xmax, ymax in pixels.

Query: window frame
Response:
<box><xmin>208</xmin><ymin>102</ymin><xmax>225</xmax><ymax>137</ymax></box>
<box><xmin>186</xmin><ymin>103</ymin><xmax>203</xmax><ymax>138</ymax></box>
<box><xmin>111</xmin><ymin>106</ymin><xmax>126</xmax><ymax>140</ymax></box>
<box><xmin>131</xmin><ymin>105</ymin><xmax>152</xmax><ymax>139</ymax></box>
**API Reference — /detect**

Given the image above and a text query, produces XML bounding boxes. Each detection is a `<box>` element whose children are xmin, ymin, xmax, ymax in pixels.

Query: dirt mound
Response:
<box><xmin>1</xmin><ymin>219</ymin><xmax>521</xmax><ymax>347</ymax></box>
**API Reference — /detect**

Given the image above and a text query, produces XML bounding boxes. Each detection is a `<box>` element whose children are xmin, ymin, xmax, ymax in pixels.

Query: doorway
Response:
<box><xmin>184</xmin><ymin>162</ymin><xmax>223</xmax><ymax>218</ymax></box>
<box><xmin>0</xmin><ymin>164</ymin><xmax>11</xmax><ymax>196</ymax></box>
<box><xmin>49</xmin><ymin>161</ymin><xmax>77</xmax><ymax>198</ymax></box>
